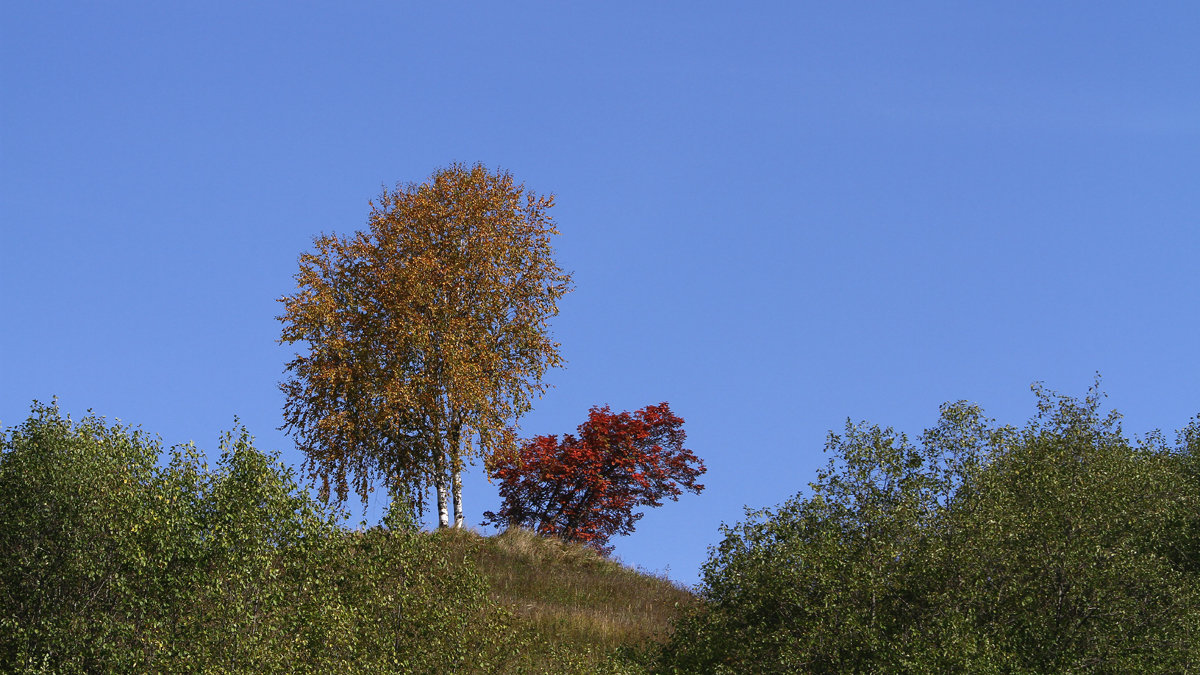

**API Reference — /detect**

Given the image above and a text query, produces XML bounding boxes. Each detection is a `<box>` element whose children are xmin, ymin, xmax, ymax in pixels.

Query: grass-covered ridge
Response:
<box><xmin>441</xmin><ymin>527</ymin><xmax>694</xmax><ymax>670</ymax></box>
<box><xmin>0</xmin><ymin>402</ymin><xmax>688</xmax><ymax>673</ymax></box>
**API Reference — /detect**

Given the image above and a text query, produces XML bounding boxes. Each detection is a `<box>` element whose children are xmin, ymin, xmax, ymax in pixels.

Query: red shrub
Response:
<box><xmin>483</xmin><ymin>403</ymin><xmax>705</xmax><ymax>554</ymax></box>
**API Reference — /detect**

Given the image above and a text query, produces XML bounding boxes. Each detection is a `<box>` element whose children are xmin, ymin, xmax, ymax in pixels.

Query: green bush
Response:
<box><xmin>655</xmin><ymin>385</ymin><xmax>1200</xmax><ymax>673</ymax></box>
<box><xmin>0</xmin><ymin>402</ymin><xmax>521</xmax><ymax>673</ymax></box>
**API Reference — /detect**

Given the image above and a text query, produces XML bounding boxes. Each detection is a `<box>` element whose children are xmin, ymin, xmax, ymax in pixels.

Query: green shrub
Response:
<box><xmin>0</xmin><ymin>402</ymin><xmax>521</xmax><ymax>673</ymax></box>
<box><xmin>655</xmin><ymin>386</ymin><xmax>1200</xmax><ymax>673</ymax></box>
<box><xmin>0</xmin><ymin>401</ymin><xmax>173</xmax><ymax>670</ymax></box>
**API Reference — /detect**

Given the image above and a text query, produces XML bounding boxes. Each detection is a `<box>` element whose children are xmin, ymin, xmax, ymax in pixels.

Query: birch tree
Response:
<box><xmin>278</xmin><ymin>163</ymin><xmax>571</xmax><ymax>527</ymax></box>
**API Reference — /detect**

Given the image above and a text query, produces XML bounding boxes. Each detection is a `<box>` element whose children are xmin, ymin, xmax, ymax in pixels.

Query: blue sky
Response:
<box><xmin>3</xmin><ymin>3</ymin><xmax>1198</xmax><ymax>586</ymax></box>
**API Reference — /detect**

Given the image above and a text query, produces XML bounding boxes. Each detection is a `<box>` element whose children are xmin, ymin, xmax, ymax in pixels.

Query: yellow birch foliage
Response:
<box><xmin>278</xmin><ymin>163</ymin><xmax>572</xmax><ymax>507</ymax></box>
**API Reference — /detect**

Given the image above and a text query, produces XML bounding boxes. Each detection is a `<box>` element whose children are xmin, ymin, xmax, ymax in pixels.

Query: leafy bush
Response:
<box><xmin>654</xmin><ymin>384</ymin><xmax>1200</xmax><ymax>673</ymax></box>
<box><xmin>0</xmin><ymin>402</ymin><xmax>520</xmax><ymax>673</ymax></box>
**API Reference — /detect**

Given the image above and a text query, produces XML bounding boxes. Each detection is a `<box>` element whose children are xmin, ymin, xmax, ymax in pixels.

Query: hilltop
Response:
<box><xmin>424</xmin><ymin>526</ymin><xmax>695</xmax><ymax>672</ymax></box>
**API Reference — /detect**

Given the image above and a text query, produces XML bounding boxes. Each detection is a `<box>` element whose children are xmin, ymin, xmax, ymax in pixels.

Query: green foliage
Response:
<box><xmin>655</xmin><ymin>384</ymin><xmax>1200</xmax><ymax>673</ymax></box>
<box><xmin>0</xmin><ymin>402</ymin><xmax>522</xmax><ymax>673</ymax></box>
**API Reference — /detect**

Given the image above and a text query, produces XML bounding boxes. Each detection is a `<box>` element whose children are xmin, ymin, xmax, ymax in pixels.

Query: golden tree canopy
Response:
<box><xmin>278</xmin><ymin>163</ymin><xmax>572</xmax><ymax>505</ymax></box>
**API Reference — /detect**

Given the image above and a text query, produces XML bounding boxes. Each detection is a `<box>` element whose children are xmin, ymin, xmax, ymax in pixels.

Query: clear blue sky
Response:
<box><xmin>3</xmin><ymin>3</ymin><xmax>1198</xmax><ymax>586</ymax></box>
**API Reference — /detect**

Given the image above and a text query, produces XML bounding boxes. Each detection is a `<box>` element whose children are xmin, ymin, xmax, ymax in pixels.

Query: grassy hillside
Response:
<box><xmin>432</xmin><ymin>527</ymin><xmax>696</xmax><ymax>673</ymax></box>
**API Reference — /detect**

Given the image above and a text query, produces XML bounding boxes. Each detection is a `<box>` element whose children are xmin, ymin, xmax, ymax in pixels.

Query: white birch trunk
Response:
<box><xmin>448</xmin><ymin>422</ymin><xmax>465</xmax><ymax>529</ymax></box>
<box><xmin>435</xmin><ymin>478</ymin><xmax>449</xmax><ymax>528</ymax></box>
<box><xmin>452</xmin><ymin>464</ymin><xmax>463</xmax><ymax>528</ymax></box>
<box><xmin>434</xmin><ymin>449</ymin><xmax>450</xmax><ymax>528</ymax></box>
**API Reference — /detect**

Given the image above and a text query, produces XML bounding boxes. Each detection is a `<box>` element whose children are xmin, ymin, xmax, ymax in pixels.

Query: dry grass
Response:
<box><xmin>431</xmin><ymin>527</ymin><xmax>696</xmax><ymax>670</ymax></box>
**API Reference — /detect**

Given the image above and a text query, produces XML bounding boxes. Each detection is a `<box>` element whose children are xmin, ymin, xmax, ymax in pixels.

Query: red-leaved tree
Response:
<box><xmin>482</xmin><ymin>402</ymin><xmax>705</xmax><ymax>554</ymax></box>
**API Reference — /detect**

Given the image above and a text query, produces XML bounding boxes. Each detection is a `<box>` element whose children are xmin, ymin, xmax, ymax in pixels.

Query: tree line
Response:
<box><xmin>7</xmin><ymin>384</ymin><xmax>1196</xmax><ymax>671</ymax></box>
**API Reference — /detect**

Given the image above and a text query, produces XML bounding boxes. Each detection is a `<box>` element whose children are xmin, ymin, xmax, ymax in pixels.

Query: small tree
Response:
<box><xmin>278</xmin><ymin>163</ymin><xmax>572</xmax><ymax>527</ymax></box>
<box><xmin>483</xmin><ymin>402</ymin><xmax>705</xmax><ymax>554</ymax></box>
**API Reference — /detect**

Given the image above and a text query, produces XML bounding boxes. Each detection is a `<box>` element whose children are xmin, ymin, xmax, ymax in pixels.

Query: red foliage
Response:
<box><xmin>482</xmin><ymin>402</ymin><xmax>705</xmax><ymax>554</ymax></box>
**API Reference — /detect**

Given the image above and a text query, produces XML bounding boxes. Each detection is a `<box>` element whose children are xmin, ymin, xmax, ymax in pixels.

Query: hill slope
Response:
<box><xmin>435</xmin><ymin>527</ymin><xmax>695</xmax><ymax>672</ymax></box>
